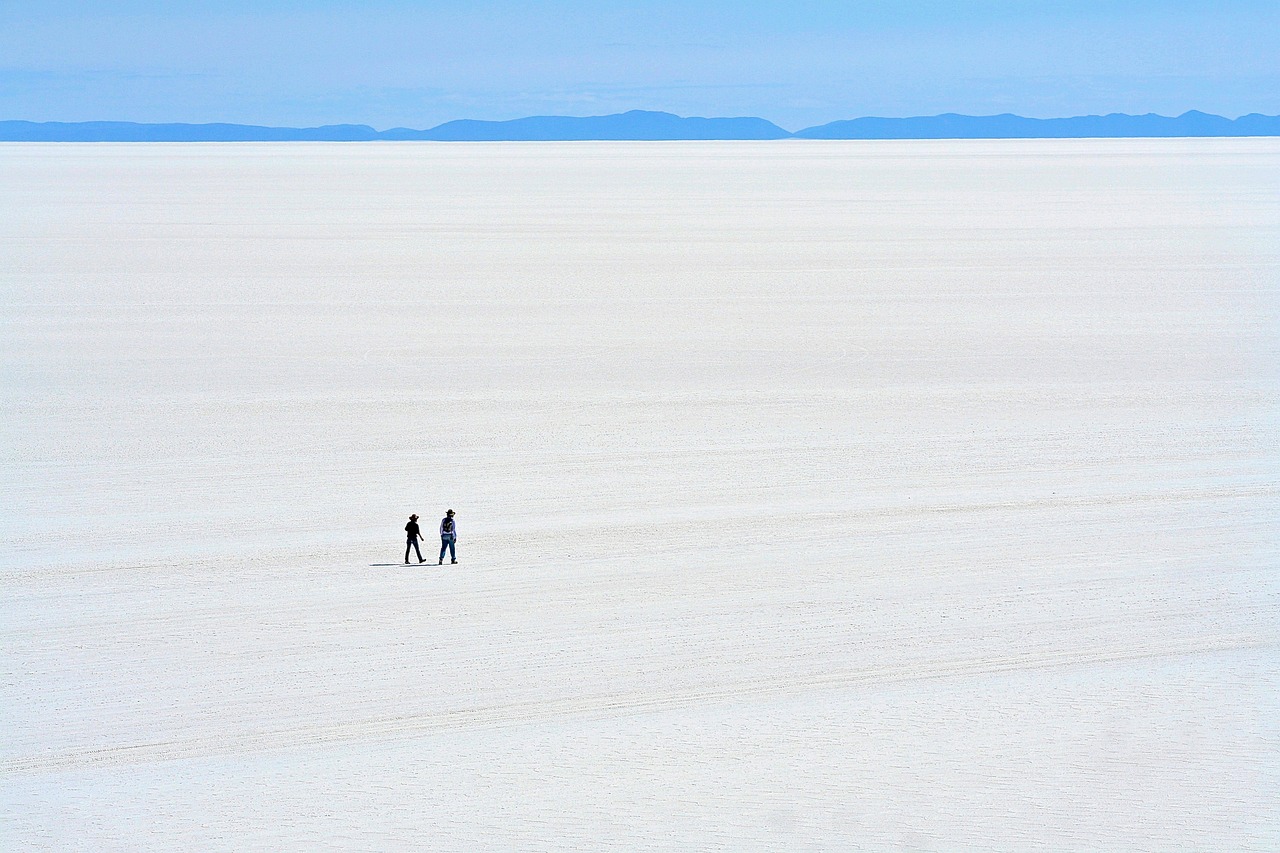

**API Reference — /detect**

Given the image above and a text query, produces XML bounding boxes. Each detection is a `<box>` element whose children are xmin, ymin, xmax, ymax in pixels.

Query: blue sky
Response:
<box><xmin>3</xmin><ymin>1</ymin><xmax>1277</xmax><ymax>130</ymax></box>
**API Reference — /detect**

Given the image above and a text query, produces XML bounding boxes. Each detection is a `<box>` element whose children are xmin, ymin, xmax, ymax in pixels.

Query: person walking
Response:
<box><xmin>439</xmin><ymin>509</ymin><xmax>457</xmax><ymax>565</ymax></box>
<box><xmin>405</xmin><ymin>514</ymin><xmax>425</xmax><ymax>564</ymax></box>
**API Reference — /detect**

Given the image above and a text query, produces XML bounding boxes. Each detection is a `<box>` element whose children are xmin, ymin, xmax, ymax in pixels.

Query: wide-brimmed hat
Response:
<box><xmin>446</xmin><ymin>509</ymin><xmax>455</xmax><ymax>515</ymax></box>
<box><xmin>410</xmin><ymin>514</ymin><xmax>418</xmax><ymax>519</ymax></box>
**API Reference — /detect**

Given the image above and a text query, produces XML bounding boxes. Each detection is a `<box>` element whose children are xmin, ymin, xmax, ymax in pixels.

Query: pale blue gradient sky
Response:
<box><xmin>3</xmin><ymin>1</ymin><xmax>1277</xmax><ymax>130</ymax></box>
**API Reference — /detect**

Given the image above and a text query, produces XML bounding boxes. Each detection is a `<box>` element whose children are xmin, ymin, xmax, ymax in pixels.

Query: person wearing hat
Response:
<box><xmin>438</xmin><ymin>509</ymin><xmax>457</xmax><ymax>565</ymax></box>
<box><xmin>404</xmin><ymin>514</ymin><xmax>425</xmax><ymax>564</ymax></box>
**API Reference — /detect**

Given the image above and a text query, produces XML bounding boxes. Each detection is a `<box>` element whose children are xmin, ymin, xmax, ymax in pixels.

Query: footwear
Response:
<box><xmin>438</xmin><ymin>559</ymin><xmax>443</xmax><ymax>565</ymax></box>
<box><xmin>418</xmin><ymin>558</ymin><xmax>426</xmax><ymax>563</ymax></box>
<box><xmin>451</xmin><ymin>559</ymin><xmax>457</xmax><ymax>564</ymax></box>
<box><xmin>404</xmin><ymin>561</ymin><xmax>409</xmax><ymax>565</ymax></box>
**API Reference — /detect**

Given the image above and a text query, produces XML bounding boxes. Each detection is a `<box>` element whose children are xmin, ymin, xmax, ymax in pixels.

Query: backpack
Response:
<box><xmin>441</xmin><ymin>517</ymin><xmax>454</xmax><ymax>534</ymax></box>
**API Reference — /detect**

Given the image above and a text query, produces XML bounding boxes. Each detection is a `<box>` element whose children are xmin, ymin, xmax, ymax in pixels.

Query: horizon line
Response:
<box><xmin>6</xmin><ymin>108</ymin><xmax>1280</xmax><ymax>131</ymax></box>
<box><xmin>4</xmin><ymin>109</ymin><xmax>1279</xmax><ymax>142</ymax></box>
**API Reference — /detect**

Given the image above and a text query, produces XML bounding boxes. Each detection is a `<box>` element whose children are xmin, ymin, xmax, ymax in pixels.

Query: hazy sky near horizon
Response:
<box><xmin>4</xmin><ymin>1</ymin><xmax>1277</xmax><ymax>130</ymax></box>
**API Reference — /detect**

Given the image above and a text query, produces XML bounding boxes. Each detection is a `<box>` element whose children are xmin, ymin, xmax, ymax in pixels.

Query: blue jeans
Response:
<box><xmin>406</xmin><ymin>537</ymin><xmax>423</xmax><ymax>562</ymax></box>
<box><xmin>440</xmin><ymin>535</ymin><xmax>456</xmax><ymax>562</ymax></box>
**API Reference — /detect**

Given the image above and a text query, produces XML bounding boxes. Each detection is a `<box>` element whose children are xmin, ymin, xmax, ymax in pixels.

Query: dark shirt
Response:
<box><xmin>405</xmin><ymin>521</ymin><xmax>421</xmax><ymax>539</ymax></box>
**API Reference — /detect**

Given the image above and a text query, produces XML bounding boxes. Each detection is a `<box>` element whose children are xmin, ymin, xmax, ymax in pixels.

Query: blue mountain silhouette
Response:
<box><xmin>0</xmin><ymin>121</ymin><xmax>381</xmax><ymax>141</ymax></box>
<box><xmin>793</xmin><ymin>110</ymin><xmax>1279</xmax><ymax>139</ymax></box>
<box><xmin>2</xmin><ymin>110</ymin><xmax>1278</xmax><ymax>141</ymax></box>
<box><xmin>394</xmin><ymin>110</ymin><xmax>791</xmax><ymax>140</ymax></box>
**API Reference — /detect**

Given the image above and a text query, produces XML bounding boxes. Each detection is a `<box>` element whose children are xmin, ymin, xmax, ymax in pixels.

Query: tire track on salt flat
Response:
<box><xmin>6</xmin><ymin>481</ymin><xmax>1271</xmax><ymax>587</ymax></box>
<box><xmin>4</xmin><ymin>634</ymin><xmax>1266</xmax><ymax>776</ymax></box>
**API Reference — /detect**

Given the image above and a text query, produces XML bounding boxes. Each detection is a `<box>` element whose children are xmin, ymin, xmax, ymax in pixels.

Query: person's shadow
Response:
<box><xmin>369</xmin><ymin>562</ymin><xmax>427</xmax><ymax>567</ymax></box>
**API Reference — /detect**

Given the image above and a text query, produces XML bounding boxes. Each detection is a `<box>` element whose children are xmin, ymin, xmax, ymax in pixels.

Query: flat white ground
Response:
<box><xmin>2</xmin><ymin>140</ymin><xmax>1277</xmax><ymax>851</ymax></box>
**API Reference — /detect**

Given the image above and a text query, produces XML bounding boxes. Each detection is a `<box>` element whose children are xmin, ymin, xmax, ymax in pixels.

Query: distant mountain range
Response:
<box><xmin>3</xmin><ymin>110</ymin><xmax>1278</xmax><ymax>142</ymax></box>
<box><xmin>795</xmin><ymin>110</ymin><xmax>1280</xmax><ymax>139</ymax></box>
<box><xmin>401</xmin><ymin>111</ymin><xmax>790</xmax><ymax>140</ymax></box>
